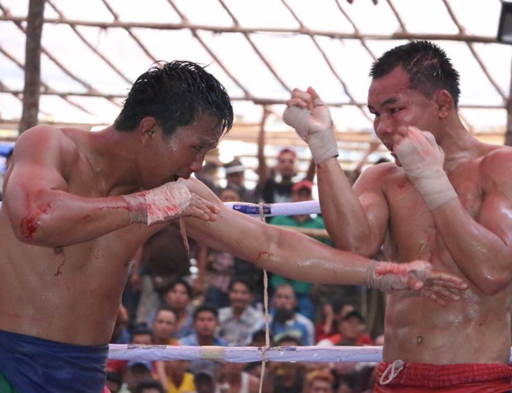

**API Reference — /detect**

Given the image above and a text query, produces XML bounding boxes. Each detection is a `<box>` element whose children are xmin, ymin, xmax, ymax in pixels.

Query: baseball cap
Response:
<box><xmin>127</xmin><ymin>360</ymin><xmax>152</xmax><ymax>371</ymax></box>
<box><xmin>292</xmin><ymin>180</ymin><xmax>313</xmax><ymax>194</ymax></box>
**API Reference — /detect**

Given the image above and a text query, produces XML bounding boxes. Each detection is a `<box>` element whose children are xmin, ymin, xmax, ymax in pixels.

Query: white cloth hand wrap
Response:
<box><xmin>367</xmin><ymin>260</ymin><xmax>432</xmax><ymax>293</ymax></box>
<box><xmin>122</xmin><ymin>182</ymin><xmax>191</xmax><ymax>225</ymax></box>
<box><xmin>395</xmin><ymin>130</ymin><xmax>457</xmax><ymax>210</ymax></box>
<box><xmin>283</xmin><ymin>106</ymin><xmax>338</xmax><ymax>164</ymax></box>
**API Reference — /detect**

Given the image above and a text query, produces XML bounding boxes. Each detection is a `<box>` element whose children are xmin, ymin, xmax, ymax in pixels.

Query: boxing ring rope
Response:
<box><xmin>224</xmin><ymin>201</ymin><xmax>321</xmax><ymax>218</ymax></box>
<box><xmin>108</xmin><ymin>344</ymin><xmax>383</xmax><ymax>363</ymax></box>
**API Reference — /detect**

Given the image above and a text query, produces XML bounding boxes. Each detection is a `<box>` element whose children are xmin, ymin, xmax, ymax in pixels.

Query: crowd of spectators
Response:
<box><xmin>105</xmin><ymin>145</ymin><xmax>389</xmax><ymax>393</ymax></box>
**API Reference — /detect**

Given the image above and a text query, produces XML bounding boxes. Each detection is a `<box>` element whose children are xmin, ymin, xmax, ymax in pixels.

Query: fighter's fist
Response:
<box><xmin>283</xmin><ymin>87</ymin><xmax>338</xmax><ymax>164</ymax></box>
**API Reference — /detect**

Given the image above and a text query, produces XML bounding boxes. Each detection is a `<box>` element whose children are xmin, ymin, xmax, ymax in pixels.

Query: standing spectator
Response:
<box><xmin>218</xmin><ymin>279</ymin><xmax>264</xmax><ymax>346</ymax></box>
<box><xmin>224</xmin><ymin>159</ymin><xmax>256</xmax><ymax>203</ymax></box>
<box><xmin>164</xmin><ymin>279</ymin><xmax>195</xmax><ymax>339</ymax></box>
<box><xmin>269</xmin><ymin>179</ymin><xmax>333</xmax><ymax>320</ymax></box>
<box><xmin>266</xmin><ymin>284</ymin><xmax>314</xmax><ymax>346</ymax></box>
<box><xmin>257</xmin><ymin>147</ymin><xmax>297</xmax><ymax>204</ymax></box>
<box><xmin>152</xmin><ymin>307</ymin><xmax>178</xmax><ymax>345</ymax></box>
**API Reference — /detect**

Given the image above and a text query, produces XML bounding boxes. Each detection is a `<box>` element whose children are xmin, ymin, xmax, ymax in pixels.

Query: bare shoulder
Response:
<box><xmin>355</xmin><ymin>161</ymin><xmax>401</xmax><ymax>191</ymax></box>
<box><xmin>15</xmin><ymin>125</ymin><xmax>79</xmax><ymax>162</ymax></box>
<box><xmin>480</xmin><ymin>145</ymin><xmax>512</xmax><ymax>181</ymax></box>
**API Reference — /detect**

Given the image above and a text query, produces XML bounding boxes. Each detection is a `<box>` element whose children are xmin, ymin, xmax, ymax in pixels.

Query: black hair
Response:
<box><xmin>135</xmin><ymin>380</ymin><xmax>165</xmax><ymax>393</ymax></box>
<box><xmin>155</xmin><ymin>305</ymin><xmax>177</xmax><ymax>318</ymax></box>
<box><xmin>193</xmin><ymin>304</ymin><xmax>218</xmax><ymax>321</ymax></box>
<box><xmin>166</xmin><ymin>278</ymin><xmax>193</xmax><ymax>298</ymax></box>
<box><xmin>131</xmin><ymin>324</ymin><xmax>153</xmax><ymax>337</ymax></box>
<box><xmin>114</xmin><ymin>60</ymin><xmax>233</xmax><ymax>137</ymax></box>
<box><xmin>228</xmin><ymin>277</ymin><xmax>254</xmax><ymax>293</ymax></box>
<box><xmin>370</xmin><ymin>41</ymin><xmax>461</xmax><ymax>107</ymax></box>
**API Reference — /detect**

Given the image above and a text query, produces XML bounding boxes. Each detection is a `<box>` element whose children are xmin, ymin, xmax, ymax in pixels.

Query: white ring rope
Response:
<box><xmin>108</xmin><ymin>344</ymin><xmax>384</xmax><ymax>363</ymax></box>
<box><xmin>224</xmin><ymin>201</ymin><xmax>321</xmax><ymax>217</ymax></box>
<box><xmin>0</xmin><ymin>201</ymin><xmax>320</xmax><ymax>217</ymax></box>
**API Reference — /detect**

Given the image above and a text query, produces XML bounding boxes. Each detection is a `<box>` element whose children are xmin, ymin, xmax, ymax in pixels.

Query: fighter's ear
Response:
<box><xmin>435</xmin><ymin>90</ymin><xmax>453</xmax><ymax>119</ymax></box>
<box><xmin>139</xmin><ymin>117</ymin><xmax>159</xmax><ymax>142</ymax></box>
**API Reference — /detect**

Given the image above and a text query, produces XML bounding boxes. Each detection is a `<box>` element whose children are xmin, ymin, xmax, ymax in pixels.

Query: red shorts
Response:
<box><xmin>374</xmin><ymin>361</ymin><xmax>512</xmax><ymax>392</ymax></box>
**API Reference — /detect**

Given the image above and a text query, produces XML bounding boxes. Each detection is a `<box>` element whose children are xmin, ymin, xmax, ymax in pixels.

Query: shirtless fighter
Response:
<box><xmin>284</xmin><ymin>41</ymin><xmax>512</xmax><ymax>392</ymax></box>
<box><xmin>0</xmin><ymin>60</ymin><xmax>465</xmax><ymax>393</ymax></box>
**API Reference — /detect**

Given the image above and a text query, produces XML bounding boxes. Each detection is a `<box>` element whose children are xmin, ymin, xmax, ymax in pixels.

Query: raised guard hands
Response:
<box><xmin>367</xmin><ymin>260</ymin><xmax>468</xmax><ymax>305</ymax></box>
<box><xmin>394</xmin><ymin>126</ymin><xmax>458</xmax><ymax>210</ymax></box>
<box><xmin>122</xmin><ymin>181</ymin><xmax>219</xmax><ymax>225</ymax></box>
<box><xmin>283</xmin><ymin>87</ymin><xmax>339</xmax><ymax>164</ymax></box>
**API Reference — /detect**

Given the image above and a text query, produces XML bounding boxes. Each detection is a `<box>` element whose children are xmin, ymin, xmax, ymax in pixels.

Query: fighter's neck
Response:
<box><xmin>438</xmin><ymin>125</ymin><xmax>482</xmax><ymax>174</ymax></box>
<box><xmin>83</xmin><ymin>126</ymin><xmax>143</xmax><ymax>196</ymax></box>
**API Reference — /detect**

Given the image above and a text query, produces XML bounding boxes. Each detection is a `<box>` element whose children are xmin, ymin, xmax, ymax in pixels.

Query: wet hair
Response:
<box><xmin>166</xmin><ymin>278</ymin><xmax>193</xmax><ymax>298</ymax></box>
<box><xmin>114</xmin><ymin>60</ymin><xmax>233</xmax><ymax>137</ymax></box>
<box><xmin>370</xmin><ymin>41</ymin><xmax>461</xmax><ymax>108</ymax></box>
<box><xmin>193</xmin><ymin>304</ymin><xmax>219</xmax><ymax>321</ymax></box>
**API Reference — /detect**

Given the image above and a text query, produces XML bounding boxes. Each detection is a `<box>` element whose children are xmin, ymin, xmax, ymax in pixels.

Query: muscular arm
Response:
<box><xmin>4</xmin><ymin>127</ymin><xmax>140</xmax><ymax>247</ymax></box>
<box><xmin>317</xmin><ymin>158</ymin><xmax>389</xmax><ymax>257</ymax></box>
<box><xmin>431</xmin><ymin>150</ymin><xmax>512</xmax><ymax>295</ymax></box>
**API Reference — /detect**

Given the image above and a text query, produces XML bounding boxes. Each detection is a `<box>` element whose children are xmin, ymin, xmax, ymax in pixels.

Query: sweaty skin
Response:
<box><xmin>0</xmin><ymin>115</ymin><xmax>464</xmax><ymax>347</ymax></box>
<box><xmin>287</xmin><ymin>66</ymin><xmax>512</xmax><ymax>365</ymax></box>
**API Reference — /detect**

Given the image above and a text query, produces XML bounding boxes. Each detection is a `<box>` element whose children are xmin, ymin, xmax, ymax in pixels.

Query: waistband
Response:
<box><xmin>376</xmin><ymin>361</ymin><xmax>512</xmax><ymax>388</ymax></box>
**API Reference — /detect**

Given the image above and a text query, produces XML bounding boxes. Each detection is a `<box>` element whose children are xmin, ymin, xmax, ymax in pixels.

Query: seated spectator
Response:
<box><xmin>193</xmin><ymin>362</ymin><xmax>219</xmax><ymax>393</ymax></box>
<box><xmin>269</xmin><ymin>180</ymin><xmax>332</xmax><ymax>321</ymax></box>
<box><xmin>264</xmin><ymin>284</ymin><xmax>314</xmax><ymax>346</ymax></box>
<box><xmin>120</xmin><ymin>361</ymin><xmax>155</xmax><ymax>393</ymax></box>
<box><xmin>132</xmin><ymin>325</ymin><xmax>154</xmax><ymax>346</ymax></box>
<box><xmin>164</xmin><ymin>279</ymin><xmax>195</xmax><ymax>339</ymax></box>
<box><xmin>179</xmin><ymin>305</ymin><xmax>227</xmax><ymax>374</ymax></box>
<box><xmin>317</xmin><ymin>310</ymin><xmax>373</xmax><ymax>347</ymax></box>
<box><xmin>218</xmin><ymin>279</ymin><xmax>264</xmax><ymax>346</ymax></box>
<box><xmin>315</xmin><ymin>300</ymin><xmax>356</xmax><ymax>343</ymax></box>
<box><xmin>152</xmin><ymin>307</ymin><xmax>178</xmax><ymax>345</ymax></box>
<box><xmin>195</xmin><ymin>187</ymin><xmax>241</xmax><ymax>309</ymax></box>
<box><xmin>217</xmin><ymin>362</ymin><xmax>260</xmax><ymax>393</ymax></box>
<box><xmin>106</xmin><ymin>371</ymin><xmax>123</xmax><ymax>393</ymax></box>
<box><xmin>305</xmin><ymin>369</ymin><xmax>335</xmax><ymax>393</ymax></box>
<box><xmin>270</xmin><ymin>335</ymin><xmax>306</xmax><ymax>393</ymax></box>
<box><xmin>135</xmin><ymin>380</ymin><xmax>165</xmax><ymax>393</ymax></box>
<box><xmin>162</xmin><ymin>359</ymin><xmax>195</xmax><ymax>393</ymax></box>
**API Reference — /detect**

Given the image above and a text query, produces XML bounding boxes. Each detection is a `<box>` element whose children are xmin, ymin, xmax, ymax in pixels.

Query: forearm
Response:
<box><xmin>317</xmin><ymin>158</ymin><xmax>374</xmax><ymax>254</ymax></box>
<box><xmin>7</xmin><ymin>190</ymin><xmax>136</xmax><ymax>247</ymax></box>
<box><xmin>433</xmin><ymin>201</ymin><xmax>512</xmax><ymax>294</ymax></box>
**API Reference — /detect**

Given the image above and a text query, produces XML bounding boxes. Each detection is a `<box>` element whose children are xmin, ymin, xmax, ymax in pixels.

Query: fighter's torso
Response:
<box><xmin>374</xmin><ymin>149</ymin><xmax>512</xmax><ymax>364</ymax></box>
<box><xmin>0</xmin><ymin>129</ymin><xmax>162</xmax><ymax>345</ymax></box>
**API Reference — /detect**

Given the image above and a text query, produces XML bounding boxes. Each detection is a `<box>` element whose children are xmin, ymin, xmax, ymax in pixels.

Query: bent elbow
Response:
<box><xmin>12</xmin><ymin>215</ymin><xmax>59</xmax><ymax>248</ymax></box>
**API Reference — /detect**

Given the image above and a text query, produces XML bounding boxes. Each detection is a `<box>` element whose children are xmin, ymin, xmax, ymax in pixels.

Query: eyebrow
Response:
<box><xmin>368</xmin><ymin>97</ymin><xmax>399</xmax><ymax>111</ymax></box>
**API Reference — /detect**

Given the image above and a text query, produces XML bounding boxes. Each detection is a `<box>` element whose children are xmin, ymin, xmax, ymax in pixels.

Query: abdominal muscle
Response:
<box><xmin>382</xmin><ymin>266</ymin><xmax>512</xmax><ymax>365</ymax></box>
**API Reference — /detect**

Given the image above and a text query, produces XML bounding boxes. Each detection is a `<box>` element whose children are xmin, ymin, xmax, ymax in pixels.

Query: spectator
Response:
<box><xmin>270</xmin><ymin>335</ymin><xmax>306</xmax><ymax>393</ymax></box>
<box><xmin>179</xmin><ymin>305</ymin><xmax>227</xmax><ymax>374</ymax></box>
<box><xmin>218</xmin><ymin>279</ymin><xmax>264</xmax><ymax>346</ymax></box>
<box><xmin>217</xmin><ymin>362</ymin><xmax>260</xmax><ymax>393</ymax></box>
<box><xmin>135</xmin><ymin>380</ymin><xmax>165</xmax><ymax>393</ymax></box>
<box><xmin>112</xmin><ymin>304</ymin><xmax>130</xmax><ymax>344</ymax></box>
<box><xmin>257</xmin><ymin>147</ymin><xmax>297</xmax><ymax>204</ymax></box>
<box><xmin>164</xmin><ymin>279</ymin><xmax>195</xmax><ymax>339</ymax></box>
<box><xmin>223</xmin><ymin>159</ymin><xmax>256</xmax><ymax>203</ymax></box>
<box><xmin>305</xmin><ymin>369</ymin><xmax>335</xmax><ymax>393</ymax></box>
<box><xmin>134</xmin><ymin>226</ymin><xmax>191</xmax><ymax>327</ymax></box>
<box><xmin>269</xmin><ymin>179</ymin><xmax>333</xmax><ymax>320</ymax></box>
<box><xmin>106</xmin><ymin>371</ymin><xmax>123</xmax><ymax>393</ymax></box>
<box><xmin>265</xmin><ymin>284</ymin><xmax>314</xmax><ymax>346</ymax></box>
<box><xmin>120</xmin><ymin>361</ymin><xmax>154</xmax><ymax>393</ymax></box>
<box><xmin>315</xmin><ymin>300</ymin><xmax>356</xmax><ymax>343</ymax></box>
<box><xmin>152</xmin><ymin>307</ymin><xmax>178</xmax><ymax>345</ymax></box>
<box><xmin>163</xmin><ymin>359</ymin><xmax>195</xmax><ymax>393</ymax></box>
<box><xmin>317</xmin><ymin>310</ymin><xmax>373</xmax><ymax>347</ymax></box>
<box><xmin>193</xmin><ymin>362</ymin><xmax>219</xmax><ymax>393</ymax></box>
